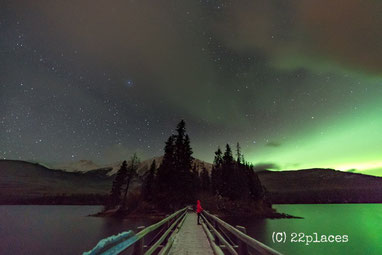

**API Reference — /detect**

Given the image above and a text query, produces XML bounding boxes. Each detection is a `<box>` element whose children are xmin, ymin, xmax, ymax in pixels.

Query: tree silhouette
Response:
<box><xmin>120</xmin><ymin>153</ymin><xmax>140</xmax><ymax>209</ymax></box>
<box><xmin>211</xmin><ymin>147</ymin><xmax>223</xmax><ymax>195</ymax></box>
<box><xmin>108</xmin><ymin>160</ymin><xmax>127</xmax><ymax>209</ymax></box>
<box><xmin>236</xmin><ymin>142</ymin><xmax>242</xmax><ymax>164</ymax></box>
<box><xmin>155</xmin><ymin>120</ymin><xmax>195</xmax><ymax>209</ymax></box>
<box><xmin>143</xmin><ymin>159</ymin><xmax>156</xmax><ymax>201</ymax></box>
<box><xmin>211</xmin><ymin>143</ymin><xmax>265</xmax><ymax>201</ymax></box>
<box><xmin>223</xmin><ymin>144</ymin><xmax>234</xmax><ymax>166</ymax></box>
<box><xmin>156</xmin><ymin>135</ymin><xmax>176</xmax><ymax>198</ymax></box>
<box><xmin>221</xmin><ymin>144</ymin><xmax>236</xmax><ymax>198</ymax></box>
<box><xmin>246</xmin><ymin>164</ymin><xmax>264</xmax><ymax>200</ymax></box>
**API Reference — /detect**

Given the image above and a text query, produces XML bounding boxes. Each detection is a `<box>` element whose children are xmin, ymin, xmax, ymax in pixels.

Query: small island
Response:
<box><xmin>96</xmin><ymin>120</ymin><xmax>294</xmax><ymax>219</ymax></box>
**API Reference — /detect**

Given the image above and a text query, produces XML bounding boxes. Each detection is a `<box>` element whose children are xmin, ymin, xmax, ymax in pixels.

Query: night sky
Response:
<box><xmin>1</xmin><ymin>1</ymin><xmax>382</xmax><ymax>175</ymax></box>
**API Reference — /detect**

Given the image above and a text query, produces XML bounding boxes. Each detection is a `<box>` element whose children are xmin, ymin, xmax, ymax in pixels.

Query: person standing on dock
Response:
<box><xmin>196</xmin><ymin>200</ymin><xmax>203</xmax><ymax>225</ymax></box>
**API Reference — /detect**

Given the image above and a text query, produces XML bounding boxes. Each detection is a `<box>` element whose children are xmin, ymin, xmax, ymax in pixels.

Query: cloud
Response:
<box><xmin>253</xmin><ymin>162</ymin><xmax>280</xmax><ymax>171</ymax></box>
<box><xmin>8</xmin><ymin>0</ymin><xmax>260</xmax><ymax>128</ymax></box>
<box><xmin>214</xmin><ymin>0</ymin><xmax>382</xmax><ymax>75</ymax></box>
<box><xmin>266</xmin><ymin>141</ymin><xmax>281</xmax><ymax>147</ymax></box>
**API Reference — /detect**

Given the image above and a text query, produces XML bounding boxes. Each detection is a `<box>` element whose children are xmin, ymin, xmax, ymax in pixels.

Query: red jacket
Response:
<box><xmin>196</xmin><ymin>200</ymin><xmax>203</xmax><ymax>213</ymax></box>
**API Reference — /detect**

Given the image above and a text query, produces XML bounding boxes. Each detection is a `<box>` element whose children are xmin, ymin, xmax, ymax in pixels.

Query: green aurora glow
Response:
<box><xmin>243</xmin><ymin>73</ymin><xmax>382</xmax><ymax>175</ymax></box>
<box><xmin>1</xmin><ymin>1</ymin><xmax>382</xmax><ymax>177</ymax></box>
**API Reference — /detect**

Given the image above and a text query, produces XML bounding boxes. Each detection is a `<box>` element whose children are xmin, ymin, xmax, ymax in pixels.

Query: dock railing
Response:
<box><xmin>83</xmin><ymin>206</ymin><xmax>188</xmax><ymax>255</ymax></box>
<box><xmin>201</xmin><ymin>210</ymin><xmax>282</xmax><ymax>255</ymax></box>
<box><xmin>84</xmin><ymin>206</ymin><xmax>282</xmax><ymax>255</ymax></box>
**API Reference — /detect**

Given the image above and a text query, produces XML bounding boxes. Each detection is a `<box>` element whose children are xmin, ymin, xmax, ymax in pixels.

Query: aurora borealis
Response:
<box><xmin>1</xmin><ymin>1</ymin><xmax>381</xmax><ymax>175</ymax></box>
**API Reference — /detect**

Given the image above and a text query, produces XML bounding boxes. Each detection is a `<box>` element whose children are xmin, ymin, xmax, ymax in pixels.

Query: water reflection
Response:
<box><xmin>0</xmin><ymin>206</ymin><xmax>155</xmax><ymax>255</ymax></box>
<box><xmin>224</xmin><ymin>204</ymin><xmax>382</xmax><ymax>255</ymax></box>
<box><xmin>1</xmin><ymin>204</ymin><xmax>381</xmax><ymax>255</ymax></box>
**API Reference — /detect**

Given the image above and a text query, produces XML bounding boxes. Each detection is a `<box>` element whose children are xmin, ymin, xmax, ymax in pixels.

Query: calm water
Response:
<box><xmin>0</xmin><ymin>204</ymin><xmax>381</xmax><ymax>255</ymax></box>
<box><xmin>226</xmin><ymin>204</ymin><xmax>382</xmax><ymax>255</ymax></box>
<box><xmin>0</xmin><ymin>206</ymin><xmax>155</xmax><ymax>255</ymax></box>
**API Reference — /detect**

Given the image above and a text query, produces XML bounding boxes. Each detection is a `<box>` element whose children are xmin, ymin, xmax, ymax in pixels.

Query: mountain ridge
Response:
<box><xmin>48</xmin><ymin>156</ymin><xmax>213</xmax><ymax>176</ymax></box>
<box><xmin>1</xmin><ymin>159</ymin><xmax>382</xmax><ymax>204</ymax></box>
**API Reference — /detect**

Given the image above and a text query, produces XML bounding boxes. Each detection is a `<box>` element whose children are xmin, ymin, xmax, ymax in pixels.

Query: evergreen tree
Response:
<box><xmin>174</xmin><ymin>121</ymin><xmax>194</xmax><ymax>205</ymax></box>
<box><xmin>214</xmin><ymin>147</ymin><xmax>223</xmax><ymax>167</ymax></box>
<box><xmin>211</xmin><ymin>166</ymin><xmax>218</xmax><ymax>195</ymax></box>
<box><xmin>211</xmin><ymin>143</ymin><xmax>265</xmax><ymax>202</ymax></box>
<box><xmin>143</xmin><ymin>159</ymin><xmax>156</xmax><ymax>201</ymax></box>
<box><xmin>155</xmin><ymin>120</ymin><xmax>195</xmax><ymax>209</ymax></box>
<box><xmin>121</xmin><ymin>153</ymin><xmax>140</xmax><ymax>209</ymax></box>
<box><xmin>211</xmin><ymin>147</ymin><xmax>223</xmax><ymax>195</ymax></box>
<box><xmin>246</xmin><ymin>165</ymin><xmax>264</xmax><ymax>200</ymax></box>
<box><xmin>156</xmin><ymin>135</ymin><xmax>176</xmax><ymax>196</ymax></box>
<box><xmin>108</xmin><ymin>161</ymin><xmax>127</xmax><ymax>209</ymax></box>
<box><xmin>240</xmin><ymin>154</ymin><xmax>245</xmax><ymax>165</ymax></box>
<box><xmin>221</xmin><ymin>144</ymin><xmax>235</xmax><ymax>198</ymax></box>
<box><xmin>183</xmin><ymin>134</ymin><xmax>193</xmax><ymax>170</ymax></box>
<box><xmin>232</xmin><ymin>162</ymin><xmax>249</xmax><ymax>200</ymax></box>
<box><xmin>223</xmin><ymin>144</ymin><xmax>234</xmax><ymax>166</ymax></box>
<box><xmin>236</xmin><ymin>142</ymin><xmax>241</xmax><ymax>164</ymax></box>
<box><xmin>164</xmin><ymin>135</ymin><xmax>176</xmax><ymax>164</ymax></box>
<box><xmin>175</xmin><ymin>120</ymin><xmax>186</xmax><ymax>161</ymax></box>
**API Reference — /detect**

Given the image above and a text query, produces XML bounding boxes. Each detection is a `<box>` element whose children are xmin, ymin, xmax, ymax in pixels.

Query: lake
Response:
<box><xmin>226</xmin><ymin>204</ymin><xmax>382</xmax><ymax>255</ymax></box>
<box><xmin>0</xmin><ymin>204</ymin><xmax>381</xmax><ymax>254</ymax></box>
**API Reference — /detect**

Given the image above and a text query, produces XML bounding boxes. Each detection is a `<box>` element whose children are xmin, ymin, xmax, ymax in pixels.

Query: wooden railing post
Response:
<box><xmin>133</xmin><ymin>226</ymin><xmax>146</xmax><ymax>255</ymax></box>
<box><xmin>201</xmin><ymin>210</ymin><xmax>281</xmax><ymax>255</ymax></box>
<box><xmin>235</xmin><ymin>226</ymin><xmax>248</xmax><ymax>255</ymax></box>
<box><xmin>166</xmin><ymin>214</ymin><xmax>170</xmax><ymax>229</ymax></box>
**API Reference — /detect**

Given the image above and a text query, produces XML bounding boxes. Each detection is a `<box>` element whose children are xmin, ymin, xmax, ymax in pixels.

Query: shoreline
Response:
<box><xmin>89</xmin><ymin>207</ymin><xmax>302</xmax><ymax>219</ymax></box>
<box><xmin>2</xmin><ymin>200</ymin><xmax>382</xmax><ymax>206</ymax></box>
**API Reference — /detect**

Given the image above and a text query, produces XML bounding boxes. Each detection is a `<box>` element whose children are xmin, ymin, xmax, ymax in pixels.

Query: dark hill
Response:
<box><xmin>0</xmin><ymin>160</ymin><xmax>112</xmax><ymax>204</ymax></box>
<box><xmin>258</xmin><ymin>168</ymin><xmax>382</xmax><ymax>203</ymax></box>
<box><xmin>2</xmin><ymin>160</ymin><xmax>382</xmax><ymax>204</ymax></box>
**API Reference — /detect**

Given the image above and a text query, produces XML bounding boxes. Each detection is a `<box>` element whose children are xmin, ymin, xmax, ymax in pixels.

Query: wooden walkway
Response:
<box><xmin>84</xmin><ymin>207</ymin><xmax>281</xmax><ymax>255</ymax></box>
<box><xmin>168</xmin><ymin>212</ymin><xmax>214</xmax><ymax>255</ymax></box>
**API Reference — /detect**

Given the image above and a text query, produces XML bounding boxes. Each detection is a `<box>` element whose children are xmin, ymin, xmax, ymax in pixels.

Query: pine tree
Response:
<box><xmin>183</xmin><ymin>134</ymin><xmax>193</xmax><ymax>170</ymax></box>
<box><xmin>174</xmin><ymin>121</ymin><xmax>194</xmax><ymax>205</ymax></box>
<box><xmin>240</xmin><ymin>154</ymin><xmax>245</xmax><ymax>165</ymax></box>
<box><xmin>232</xmin><ymin>162</ymin><xmax>249</xmax><ymax>200</ymax></box>
<box><xmin>155</xmin><ymin>120</ymin><xmax>195</xmax><ymax>209</ymax></box>
<box><xmin>156</xmin><ymin>135</ymin><xmax>176</xmax><ymax>195</ymax></box>
<box><xmin>120</xmin><ymin>153</ymin><xmax>140</xmax><ymax>209</ymax></box>
<box><xmin>143</xmin><ymin>159</ymin><xmax>156</xmax><ymax>201</ymax></box>
<box><xmin>214</xmin><ymin>147</ymin><xmax>223</xmax><ymax>167</ymax></box>
<box><xmin>246</xmin><ymin>165</ymin><xmax>264</xmax><ymax>200</ymax></box>
<box><xmin>223</xmin><ymin>144</ymin><xmax>234</xmax><ymax>166</ymax></box>
<box><xmin>221</xmin><ymin>144</ymin><xmax>235</xmax><ymax>198</ymax></box>
<box><xmin>236</xmin><ymin>142</ymin><xmax>241</xmax><ymax>164</ymax></box>
<box><xmin>211</xmin><ymin>147</ymin><xmax>223</xmax><ymax>195</ymax></box>
<box><xmin>211</xmin><ymin>143</ymin><xmax>265</xmax><ymax>201</ymax></box>
<box><xmin>108</xmin><ymin>161</ymin><xmax>127</xmax><ymax>209</ymax></box>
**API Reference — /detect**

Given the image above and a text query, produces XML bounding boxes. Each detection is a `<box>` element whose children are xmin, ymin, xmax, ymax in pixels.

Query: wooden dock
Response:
<box><xmin>168</xmin><ymin>212</ymin><xmax>214</xmax><ymax>255</ymax></box>
<box><xmin>83</xmin><ymin>206</ymin><xmax>282</xmax><ymax>255</ymax></box>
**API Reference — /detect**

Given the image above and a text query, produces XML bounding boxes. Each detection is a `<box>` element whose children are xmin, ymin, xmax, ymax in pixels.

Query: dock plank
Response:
<box><xmin>168</xmin><ymin>212</ymin><xmax>214</xmax><ymax>255</ymax></box>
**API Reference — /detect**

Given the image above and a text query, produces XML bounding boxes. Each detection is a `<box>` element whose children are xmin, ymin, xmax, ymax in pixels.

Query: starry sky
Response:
<box><xmin>1</xmin><ymin>0</ymin><xmax>382</xmax><ymax>175</ymax></box>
